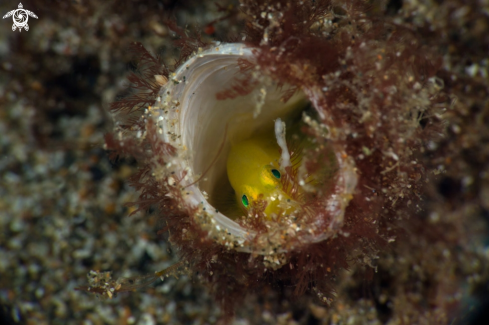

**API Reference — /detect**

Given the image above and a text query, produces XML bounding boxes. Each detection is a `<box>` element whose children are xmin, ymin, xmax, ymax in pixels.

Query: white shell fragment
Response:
<box><xmin>274</xmin><ymin>118</ymin><xmax>291</xmax><ymax>170</ymax></box>
<box><xmin>146</xmin><ymin>43</ymin><xmax>358</xmax><ymax>254</ymax></box>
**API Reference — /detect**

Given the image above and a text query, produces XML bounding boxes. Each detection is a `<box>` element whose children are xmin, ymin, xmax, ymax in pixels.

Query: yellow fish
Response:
<box><xmin>226</xmin><ymin>124</ymin><xmax>299</xmax><ymax>219</ymax></box>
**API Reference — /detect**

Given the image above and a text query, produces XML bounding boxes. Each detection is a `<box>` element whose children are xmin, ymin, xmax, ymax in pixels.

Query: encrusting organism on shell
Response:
<box><xmin>78</xmin><ymin>0</ymin><xmax>451</xmax><ymax>320</ymax></box>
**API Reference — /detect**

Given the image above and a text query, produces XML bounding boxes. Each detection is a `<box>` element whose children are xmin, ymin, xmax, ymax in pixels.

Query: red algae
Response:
<box><xmin>106</xmin><ymin>0</ymin><xmax>438</xmax><ymax>308</ymax></box>
<box><xmin>76</xmin><ymin>0</ymin><xmax>489</xmax><ymax>323</ymax></box>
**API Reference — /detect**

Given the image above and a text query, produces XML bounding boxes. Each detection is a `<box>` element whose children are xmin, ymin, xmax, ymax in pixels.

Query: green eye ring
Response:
<box><xmin>271</xmin><ymin>169</ymin><xmax>281</xmax><ymax>179</ymax></box>
<box><xmin>241</xmin><ymin>194</ymin><xmax>249</xmax><ymax>208</ymax></box>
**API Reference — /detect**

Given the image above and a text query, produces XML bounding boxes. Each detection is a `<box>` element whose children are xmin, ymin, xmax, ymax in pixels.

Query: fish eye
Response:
<box><xmin>271</xmin><ymin>169</ymin><xmax>281</xmax><ymax>179</ymax></box>
<box><xmin>241</xmin><ymin>194</ymin><xmax>249</xmax><ymax>208</ymax></box>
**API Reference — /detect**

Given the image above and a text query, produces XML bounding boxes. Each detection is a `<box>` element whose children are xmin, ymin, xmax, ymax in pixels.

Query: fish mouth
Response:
<box><xmin>150</xmin><ymin>43</ymin><xmax>357</xmax><ymax>254</ymax></box>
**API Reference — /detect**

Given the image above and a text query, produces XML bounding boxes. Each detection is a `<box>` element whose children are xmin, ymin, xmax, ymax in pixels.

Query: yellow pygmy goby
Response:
<box><xmin>226</xmin><ymin>126</ymin><xmax>297</xmax><ymax>218</ymax></box>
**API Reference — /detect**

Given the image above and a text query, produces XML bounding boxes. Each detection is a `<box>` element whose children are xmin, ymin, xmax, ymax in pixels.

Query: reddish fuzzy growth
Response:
<box><xmin>215</xmin><ymin>75</ymin><xmax>258</xmax><ymax>100</ymax></box>
<box><xmin>215</xmin><ymin>58</ymin><xmax>258</xmax><ymax>100</ymax></box>
<box><xmin>166</xmin><ymin>20</ymin><xmax>208</xmax><ymax>69</ymax></box>
<box><xmin>110</xmin><ymin>43</ymin><xmax>169</xmax><ymax>121</ymax></box>
<box><xmin>103</xmin><ymin>0</ymin><xmax>448</xmax><ymax>321</ymax></box>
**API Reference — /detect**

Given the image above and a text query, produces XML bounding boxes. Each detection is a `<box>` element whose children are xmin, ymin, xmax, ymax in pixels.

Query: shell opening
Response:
<box><xmin>151</xmin><ymin>44</ymin><xmax>357</xmax><ymax>254</ymax></box>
